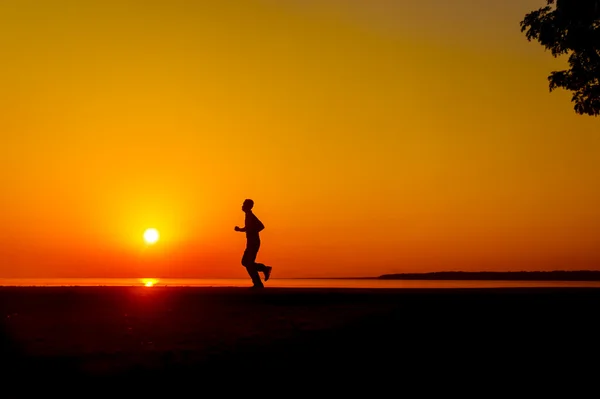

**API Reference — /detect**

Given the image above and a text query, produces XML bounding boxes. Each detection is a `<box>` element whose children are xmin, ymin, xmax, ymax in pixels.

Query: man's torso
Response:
<box><xmin>245</xmin><ymin>212</ymin><xmax>261</xmax><ymax>246</ymax></box>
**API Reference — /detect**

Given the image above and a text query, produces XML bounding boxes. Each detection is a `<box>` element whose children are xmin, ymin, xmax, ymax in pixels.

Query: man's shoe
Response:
<box><xmin>264</xmin><ymin>266</ymin><xmax>272</xmax><ymax>282</ymax></box>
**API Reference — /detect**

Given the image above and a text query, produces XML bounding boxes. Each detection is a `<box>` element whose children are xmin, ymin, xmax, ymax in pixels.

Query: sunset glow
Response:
<box><xmin>1</xmin><ymin>1</ymin><xmax>599</xmax><ymax>280</ymax></box>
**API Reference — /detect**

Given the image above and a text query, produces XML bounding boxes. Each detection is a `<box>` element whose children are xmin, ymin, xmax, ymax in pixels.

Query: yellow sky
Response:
<box><xmin>1</xmin><ymin>0</ymin><xmax>599</xmax><ymax>278</ymax></box>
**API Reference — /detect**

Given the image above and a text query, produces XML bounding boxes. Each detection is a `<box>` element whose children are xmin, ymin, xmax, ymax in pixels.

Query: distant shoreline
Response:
<box><xmin>2</xmin><ymin>271</ymin><xmax>600</xmax><ymax>282</ymax></box>
<box><xmin>378</xmin><ymin>271</ymin><xmax>600</xmax><ymax>281</ymax></box>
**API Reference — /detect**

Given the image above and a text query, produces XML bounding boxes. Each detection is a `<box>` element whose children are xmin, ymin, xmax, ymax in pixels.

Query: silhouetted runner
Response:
<box><xmin>235</xmin><ymin>199</ymin><xmax>272</xmax><ymax>288</ymax></box>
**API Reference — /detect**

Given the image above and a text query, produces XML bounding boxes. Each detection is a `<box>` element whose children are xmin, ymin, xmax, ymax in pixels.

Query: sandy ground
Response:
<box><xmin>1</xmin><ymin>287</ymin><xmax>599</xmax><ymax>396</ymax></box>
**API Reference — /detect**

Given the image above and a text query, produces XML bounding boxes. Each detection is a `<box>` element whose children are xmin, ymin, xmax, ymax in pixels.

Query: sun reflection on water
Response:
<box><xmin>140</xmin><ymin>278</ymin><xmax>158</xmax><ymax>287</ymax></box>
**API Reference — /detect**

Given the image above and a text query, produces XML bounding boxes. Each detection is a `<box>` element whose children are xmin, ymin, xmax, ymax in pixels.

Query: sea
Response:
<box><xmin>2</xmin><ymin>278</ymin><xmax>600</xmax><ymax>289</ymax></box>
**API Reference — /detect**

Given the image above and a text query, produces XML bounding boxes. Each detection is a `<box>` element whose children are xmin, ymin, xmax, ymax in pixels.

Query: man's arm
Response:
<box><xmin>240</xmin><ymin>214</ymin><xmax>264</xmax><ymax>233</ymax></box>
<box><xmin>251</xmin><ymin>215</ymin><xmax>265</xmax><ymax>233</ymax></box>
<box><xmin>235</xmin><ymin>214</ymin><xmax>264</xmax><ymax>233</ymax></box>
<box><xmin>255</xmin><ymin>217</ymin><xmax>265</xmax><ymax>232</ymax></box>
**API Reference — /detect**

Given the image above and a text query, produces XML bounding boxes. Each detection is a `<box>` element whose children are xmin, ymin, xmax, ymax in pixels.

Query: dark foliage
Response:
<box><xmin>521</xmin><ymin>0</ymin><xmax>600</xmax><ymax>116</ymax></box>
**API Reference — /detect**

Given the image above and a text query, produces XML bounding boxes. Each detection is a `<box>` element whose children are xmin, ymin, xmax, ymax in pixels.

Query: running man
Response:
<box><xmin>234</xmin><ymin>199</ymin><xmax>272</xmax><ymax>288</ymax></box>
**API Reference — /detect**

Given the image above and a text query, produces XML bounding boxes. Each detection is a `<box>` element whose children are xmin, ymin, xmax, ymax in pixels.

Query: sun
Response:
<box><xmin>143</xmin><ymin>228</ymin><xmax>160</xmax><ymax>245</ymax></box>
<box><xmin>141</xmin><ymin>278</ymin><xmax>158</xmax><ymax>287</ymax></box>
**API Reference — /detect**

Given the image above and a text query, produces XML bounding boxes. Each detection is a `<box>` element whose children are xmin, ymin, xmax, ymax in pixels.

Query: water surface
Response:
<box><xmin>2</xmin><ymin>278</ymin><xmax>600</xmax><ymax>289</ymax></box>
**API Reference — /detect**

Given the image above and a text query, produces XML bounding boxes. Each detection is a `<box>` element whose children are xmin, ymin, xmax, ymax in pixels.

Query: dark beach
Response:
<box><xmin>1</xmin><ymin>286</ymin><xmax>598</xmax><ymax>395</ymax></box>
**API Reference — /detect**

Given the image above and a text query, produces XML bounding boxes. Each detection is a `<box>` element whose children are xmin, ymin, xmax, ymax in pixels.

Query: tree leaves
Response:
<box><xmin>521</xmin><ymin>0</ymin><xmax>600</xmax><ymax>116</ymax></box>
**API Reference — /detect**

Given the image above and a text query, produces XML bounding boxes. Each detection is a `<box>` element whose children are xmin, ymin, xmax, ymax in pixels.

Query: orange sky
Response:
<box><xmin>1</xmin><ymin>0</ymin><xmax>599</xmax><ymax>278</ymax></box>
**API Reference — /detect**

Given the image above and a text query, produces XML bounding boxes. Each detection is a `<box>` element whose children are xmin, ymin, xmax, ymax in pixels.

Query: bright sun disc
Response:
<box><xmin>143</xmin><ymin>228</ymin><xmax>159</xmax><ymax>244</ymax></box>
<box><xmin>141</xmin><ymin>278</ymin><xmax>158</xmax><ymax>287</ymax></box>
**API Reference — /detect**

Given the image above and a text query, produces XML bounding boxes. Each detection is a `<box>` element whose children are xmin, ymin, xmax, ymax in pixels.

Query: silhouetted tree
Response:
<box><xmin>520</xmin><ymin>0</ymin><xmax>600</xmax><ymax>116</ymax></box>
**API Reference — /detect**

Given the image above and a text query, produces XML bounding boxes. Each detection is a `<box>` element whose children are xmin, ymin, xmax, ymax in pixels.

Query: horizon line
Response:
<box><xmin>3</xmin><ymin>270</ymin><xmax>600</xmax><ymax>280</ymax></box>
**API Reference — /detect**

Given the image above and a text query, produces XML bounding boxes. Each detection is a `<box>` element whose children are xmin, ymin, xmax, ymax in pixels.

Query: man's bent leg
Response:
<box><xmin>254</xmin><ymin>263</ymin><xmax>268</xmax><ymax>272</ymax></box>
<box><xmin>256</xmin><ymin>263</ymin><xmax>272</xmax><ymax>281</ymax></box>
<box><xmin>245</xmin><ymin>265</ymin><xmax>263</xmax><ymax>288</ymax></box>
<box><xmin>245</xmin><ymin>244</ymin><xmax>270</xmax><ymax>278</ymax></box>
<box><xmin>242</xmin><ymin>248</ymin><xmax>263</xmax><ymax>287</ymax></box>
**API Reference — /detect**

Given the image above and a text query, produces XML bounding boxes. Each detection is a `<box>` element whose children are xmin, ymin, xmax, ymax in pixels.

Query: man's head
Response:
<box><xmin>242</xmin><ymin>199</ymin><xmax>254</xmax><ymax>212</ymax></box>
